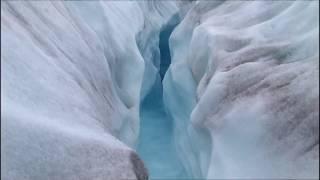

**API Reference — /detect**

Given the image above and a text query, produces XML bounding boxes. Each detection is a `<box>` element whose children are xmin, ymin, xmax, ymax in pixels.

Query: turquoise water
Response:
<box><xmin>137</xmin><ymin>78</ymin><xmax>187</xmax><ymax>179</ymax></box>
<box><xmin>137</xmin><ymin>17</ymin><xmax>188</xmax><ymax>178</ymax></box>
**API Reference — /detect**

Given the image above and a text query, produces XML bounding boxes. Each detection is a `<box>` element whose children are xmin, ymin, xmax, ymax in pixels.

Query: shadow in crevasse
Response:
<box><xmin>137</xmin><ymin>13</ymin><xmax>189</xmax><ymax>179</ymax></box>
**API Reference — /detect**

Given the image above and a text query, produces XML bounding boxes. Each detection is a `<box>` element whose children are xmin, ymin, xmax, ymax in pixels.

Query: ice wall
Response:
<box><xmin>164</xmin><ymin>1</ymin><xmax>319</xmax><ymax>179</ymax></box>
<box><xmin>1</xmin><ymin>1</ymin><xmax>179</xmax><ymax>179</ymax></box>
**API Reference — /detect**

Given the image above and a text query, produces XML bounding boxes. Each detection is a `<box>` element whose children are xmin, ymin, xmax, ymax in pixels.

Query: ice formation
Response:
<box><xmin>163</xmin><ymin>0</ymin><xmax>319</xmax><ymax>179</ymax></box>
<box><xmin>1</xmin><ymin>1</ymin><xmax>181</xmax><ymax>179</ymax></box>
<box><xmin>1</xmin><ymin>0</ymin><xmax>319</xmax><ymax>179</ymax></box>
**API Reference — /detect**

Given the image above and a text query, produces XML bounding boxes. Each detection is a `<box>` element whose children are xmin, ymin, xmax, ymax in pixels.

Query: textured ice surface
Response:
<box><xmin>164</xmin><ymin>0</ymin><xmax>319</xmax><ymax>179</ymax></box>
<box><xmin>1</xmin><ymin>1</ymin><xmax>179</xmax><ymax>179</ymax></box>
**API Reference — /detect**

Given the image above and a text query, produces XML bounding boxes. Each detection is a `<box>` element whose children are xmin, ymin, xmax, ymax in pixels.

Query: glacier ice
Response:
<box><xmin>1</xmin><ymin>1</ymin><xmax>181</xmax><ymax>179</ymax></box>
<box><xmin>1</xmin><ymin>0</ymin><xmax>319</xmax><ymax>179</ymax></box>
<box><xmin>164</xmin><ymin>0</ymin><xmax>319</xmax><ymax>179</ymax></box>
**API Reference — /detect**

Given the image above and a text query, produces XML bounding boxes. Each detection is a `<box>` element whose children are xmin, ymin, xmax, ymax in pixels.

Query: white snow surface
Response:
<box><xmin>163</xmin><ymin>0</ymin><xmax>319</xmax><ymax>179</ymax></box>
<box><xmin>1</xmin><ymin>1</ymin><xmax>179</xmax><ymax>179</ymax></box>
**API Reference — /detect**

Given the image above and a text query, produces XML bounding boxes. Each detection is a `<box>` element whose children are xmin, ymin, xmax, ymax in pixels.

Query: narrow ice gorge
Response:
<box><xmin>1</xmin><ymin>1</ymin><xmax>319</xmax><ymax>180</ymax></box>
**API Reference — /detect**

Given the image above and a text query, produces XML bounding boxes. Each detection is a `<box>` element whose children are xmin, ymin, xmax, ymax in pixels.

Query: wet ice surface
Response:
<box><xmin>136</xmin><ymin>15</ymin><xmax>188</xmax><ymax>179</ymax></box>
<box><xmin>137</xmin><ymin>78</ymin><xmax>188</xmax><ymax>179</ymax></box>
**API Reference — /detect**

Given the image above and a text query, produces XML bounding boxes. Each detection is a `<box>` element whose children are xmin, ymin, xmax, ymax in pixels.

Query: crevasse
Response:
<box><xmin>136</xmin><ymin>12</ymin><xmax>190</xmax><ymax>179</ymax></box>
<box><xmin>1</xmin><ymin>1</ymin><xmax>319</xmax><ymax>180</ymax></box>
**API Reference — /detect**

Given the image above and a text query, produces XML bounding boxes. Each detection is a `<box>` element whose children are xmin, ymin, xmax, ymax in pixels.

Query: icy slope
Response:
<box><xmin>1</xmin><ymin>1</ymin><xmax>179</xmax><ymax>179</ymax></box>
<box><xmin>163</xmin><ymin>0</ymin><xmax>319</xmax><ymax>178</ymax></box>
